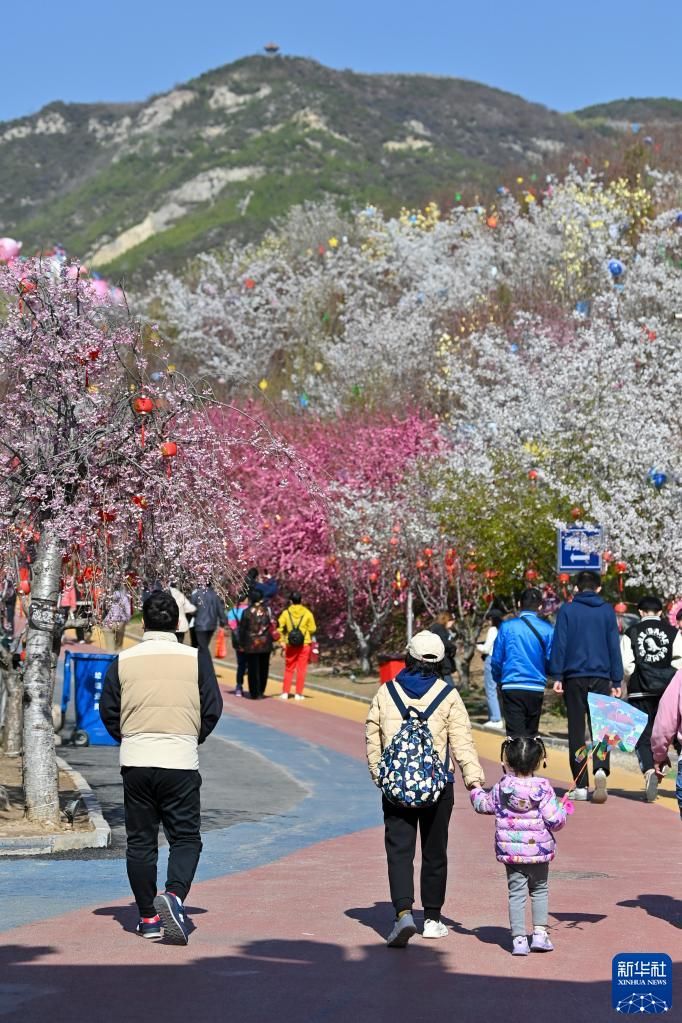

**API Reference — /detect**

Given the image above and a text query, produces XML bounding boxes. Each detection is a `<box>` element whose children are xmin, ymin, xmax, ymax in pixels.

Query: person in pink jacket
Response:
<box><xmin>470</xmin><ymin>736</ymin><xmax>568</xmax><ymax>955</ymax></box>
<box><xmin>651</xmin><ymin>669</ymin><xmax>682</xmax><ymax>819</ymax></box>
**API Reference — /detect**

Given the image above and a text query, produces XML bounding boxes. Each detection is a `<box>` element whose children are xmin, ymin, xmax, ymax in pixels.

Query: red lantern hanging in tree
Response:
<box><xmin>18</xmin><ymin>580</ymin><xmax>30</xmax><ymax>596</ymax></box>
<box><xmin>528</xmin><ymin>469</ymin><xmax>538</xmax><ymax>483</ymax></box>
<box><xmin>614</xmin><ymin>561</ymin><xmax>627</xmax><ymax>593</ymax></box>
<box><xmin>614</xmin><ymin>601</ymin><xmax>628</xmax><ymax>614</ymax></box>
<box><xmin>525</xmin><ymin>568</ymin><xmax>539</xmax><ymax>582</ymax></box>
<box><xmin>133</xmin><ymin>395</ymin><xmax>154</xmax><ymax>447</ymax></box>
<box><xmin>132</xmin><ymin>494</ymin><xmax>148</xmax><ymax>540</ymax></box>
<box><xmin>160</xmin><ymin>441</ymin><xmax>177</xmax><ymax>478</ymax></box>
<box><xmin>570</xmin><ymin>506</ymin><xmax>583</xmax><ymax>520</ymax></box>
<box><xmin>423</xmin><ymin>547</ymin><xmax>433</xmax><ymax>558</ymax></box>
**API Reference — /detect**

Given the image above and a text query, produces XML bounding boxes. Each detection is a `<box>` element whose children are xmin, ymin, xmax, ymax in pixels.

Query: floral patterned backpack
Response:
<box><xmin>378</xmin><ymin>681</ymin><xmax>451</xmax><ymax>808</ymax></box>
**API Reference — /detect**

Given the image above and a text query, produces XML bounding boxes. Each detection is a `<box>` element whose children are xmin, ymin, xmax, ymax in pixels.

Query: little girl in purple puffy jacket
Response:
<box><xmin>470</xmin><ymin>736</ymin><xmax>568</xmax><ymax>956</ymax></box>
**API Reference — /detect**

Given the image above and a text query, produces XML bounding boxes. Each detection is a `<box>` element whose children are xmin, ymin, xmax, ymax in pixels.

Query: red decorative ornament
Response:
<box><xmin>603</xmin><ymin>551</ymin><xmax>614</xmax><ymax>563</ymax></box>
<box><xmin>132</xmin><ymin>494</ymin><xmax>148</xmax><ymax>539</ymax></box>
<box><xmin>423</xmin><ymin>547</ymin><xmax>433</xmax><ymax>558</ymax></box>
<box><xmin>361</xmin><ymin>534</ymin><xmax>371</xmax><ymax>544</ymax></box>
<box><xmin>98</xmin><ymin>508</ymin><xmax>117</xmax><ymax>523</ymax></box>
<box><xmin>484</xmin><ymin>569</ymin><xmax>499</xmax><ymax>580</ymax></box>
<box><xmin>18</xmin><ymin>278</ymin><xmax>36</xmax><ymax>313</ymax></box>
<box><xmin>18</xmin><ymin>580</ymin><xmax>30</xmax><ymax>595</ymax></box>
<box><xmin>368</xmin><ymin>572</ymin><xmax>378</xmax><ymax>583</ymax></box>
<box><xmin>244</xmin><ymin>277</ymin><xmax>256</xmax><ymax>290</ymax></box>
<box><xmin>160</xmin><ymin>441</ymin><xmax>178</xmax><ymax>478</ymax></box>
<box><xmin>614</xmin><ymin>561</ymin><xmax>627</xmax><ymax>574</ymax></box>
<box><xmin>466</xmin><ymin>562</ymin><xmax>478</xmax><ymax>572</ymax></box>
<box><xmin>570</xmin><ymin>506</ymin><xmax>583</xmax><ymax>520</ymax></box>
<box><xmin>369</xmin><ymin>557</ymin><xmax>380</xmax><ymax>567</ymax></box>
<box><xmin>133</xmin><ymin>395</ymin><xmax>154</xmax><ymax>446</ymax></box>
<box><xmin>614</xmin><ymin>602</ymin><xmax>628</xmax><ymax>614</ymax></box>
<box><xmin>525</xmin><ymin>568</ymin><xmax>539</xmax><ymax>582</ymax></box>
<box><xmin>318</xmin><ymin>244</ymin><xmax>326</xmax><ymax>256</ymax></box>
<box><xmin>415</xmin><ymin>559</ymin><xmax>426</xmax><ymax>570</ymax></box>
<box><xmin>389</xmin><ymin>537</ymin><xmax>399</xmax><ymax>547</ymax></box>
<box><xmin>528</xmin><ymin>469</ymin><xmax>538</xmax><ymax>482</ymax></box>
<box><xmin>392</xmin><ymin>524</ymin><xmax>401</xmax><ymax>534</ymax></box>
<box><xmin>558</xmin><ymin>572</ymin><xmax>571</xmax><ymax>584</ymax></box>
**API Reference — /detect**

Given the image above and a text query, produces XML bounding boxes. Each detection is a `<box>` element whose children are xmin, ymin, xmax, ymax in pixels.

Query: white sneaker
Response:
<box><xmin>279</xmin><ymin>693</ymin><xmax>289</xmax><ymax>701</ymax></box>
<box><xmin>567</xmin><ymin>787</ymin><xmax>588</xmax><ymax>800</ymax></box>
<box><xmin>592</xmin><ymin>768</ymin><xmax>608</xmax><ymax>804</ymax></box>
<box><xmin>483</xmin><ymin>719</ymin><xmax>504</xmax><ymax>731</ymax></box>
<box><xmin>644</xmin><ymin>769</ymin><xmax>659</xmax><ymax>802</ymax></box>
<box><xmin>386</xmin><ymin>913</ymin><xmax>417</xmax><ymax>948</ymax></box>
<box><xmin>294</xmin><ymin>694</ymin><xmax>304</xmax><ymax>701</ymax></box>
<box><xmin>422</xmin><ymin>919</ymin><xmax>448</xmax><ymax>939</ymax></box>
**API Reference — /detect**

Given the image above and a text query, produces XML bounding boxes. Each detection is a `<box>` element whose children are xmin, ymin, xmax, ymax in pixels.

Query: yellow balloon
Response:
<box><xmin>314</xmin><ymin>361</ymin><xmax>323</xmax><ymax>372</ymax></box>
<box><xmin>258</xmin><ymin>378</ymin><xmax>268</xmax><ymax>391</ymax></box>
<box><xmin>516</xmin><ymin>176</ymin><xmax>524</xmax><ymax>184</ymax></box>
<box><xmin>328</xmin><ymin>237</ymin><xmax>339</xmax><ymax>249</ymax></box>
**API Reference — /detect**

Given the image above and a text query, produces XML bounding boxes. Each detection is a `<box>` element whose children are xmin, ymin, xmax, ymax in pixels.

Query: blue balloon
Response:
<box><xmin>608</xmin><ymin>259</ymin><xmax>624</xmax><ymax>277</ymax></box>
<box><xmin>676</xmin><ymin>212</ymin><xmax>682</xmax><ymax>225</ymax></box>
<box><xmin>299</xmin><ymin>394</ymin><xmax>309</xmax><ymax>409</ymax></box>
<box><xmin>150</xmin><ymin>371</ymin><xmax>163</xmax><ymax>382</ymax></box>
<box><xmin>652</xmin><ymin>472</ymin><xmax>667</xmax><ymax>490</ymax></box>
<box><xmin>509</xmin><ymin>343</ymin><xmax>519</xmax><ymax>354</ymax></box>
<box><xmin>575</xmin><ymin>300</ymin><xmax>590</xmax><ymax>317</ymax></box>
<box><xmin>496</xmin><ymin>186</ymin><xmax>508</xmax><ymax>195</ymax></box>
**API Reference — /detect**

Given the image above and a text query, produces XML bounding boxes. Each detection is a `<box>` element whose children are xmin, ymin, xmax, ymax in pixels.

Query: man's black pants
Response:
<box><xmin>191</xmin><ymin>629</ymin><xmax>214</xmax><ymax>651</ymax></box>
<box><xmin>502</xmin><ymin>689</ymin><xmax>544</xmax><ymax>737</ymax></box>
<box><xmin>247</xmin><ymin>652</ymin><xmax>271</xmax><ymax>699</ymax></box>
<box><xmin>629</xmin><ymin>694</ymin><xmax>661</xmax><ymax>774</ymax></box>
<box><xmin>383</xmin><ymin>783</ymin><xmax>454</xmax><ymax>920</ymax></box>
<box><xmin>122</xmin><ymin>766</ymin><xmax>202</xmax><ymax>918</ymax></box>
<box><xmin>564</xmin><ymin>676</ymin><xmax>612</xmax><ymax>783</ymax></box>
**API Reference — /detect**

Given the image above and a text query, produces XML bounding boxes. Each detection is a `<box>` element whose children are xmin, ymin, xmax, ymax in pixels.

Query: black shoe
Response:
<box><xmin>154</xmin><ymin>892</ymin><xmax>189</xmax><ymax>945</ymax></box>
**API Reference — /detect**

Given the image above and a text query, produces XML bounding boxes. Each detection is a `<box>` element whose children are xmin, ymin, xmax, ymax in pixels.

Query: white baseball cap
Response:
<box><xmin>407</xmin><ymin>630</ymin><xmax>445</xmax><ymax>663</ymax></box>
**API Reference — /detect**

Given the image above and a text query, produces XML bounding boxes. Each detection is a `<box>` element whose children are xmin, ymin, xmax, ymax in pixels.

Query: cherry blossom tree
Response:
<box><xmin>0</xmin><ymin>260</ymin><xmax>275</xmax><ymax>824</ymax></box>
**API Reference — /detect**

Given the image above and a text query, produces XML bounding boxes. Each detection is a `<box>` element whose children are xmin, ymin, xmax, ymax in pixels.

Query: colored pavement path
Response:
<box><xmin>1</xmin><ymin>664</ymin><xmax>681</xmax><ymax>1022</ymax></box>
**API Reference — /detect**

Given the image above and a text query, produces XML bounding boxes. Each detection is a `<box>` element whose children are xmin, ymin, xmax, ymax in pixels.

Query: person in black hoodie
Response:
<box><xmin>620</xmin><ymin>595</ymin><xmax>682</xmax><ymax>802</ymax></box>
<box><xmin>549</xmin><ymin>571</ymin><xmax>623</xmax><ymax>803</ymax></box>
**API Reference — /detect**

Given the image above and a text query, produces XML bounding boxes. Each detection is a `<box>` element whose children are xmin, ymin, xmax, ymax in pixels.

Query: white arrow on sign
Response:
<box><xmin>569</xmin><ymin>552</ymin><xmax>592</xmax><ymax>562</ymax></box>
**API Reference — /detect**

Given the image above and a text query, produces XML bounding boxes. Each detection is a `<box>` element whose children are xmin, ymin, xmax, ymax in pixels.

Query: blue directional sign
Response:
<box><xmin>557</xmin><ymin>526</ymin><xmax>603</xmax><ymax>573</ymax></box>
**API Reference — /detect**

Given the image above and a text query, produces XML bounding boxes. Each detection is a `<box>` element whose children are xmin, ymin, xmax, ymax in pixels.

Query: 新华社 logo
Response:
<box><xmin>612</xmin><ymin>953</ymin><xmax>672</xmax><ymax>1014</ymax></box>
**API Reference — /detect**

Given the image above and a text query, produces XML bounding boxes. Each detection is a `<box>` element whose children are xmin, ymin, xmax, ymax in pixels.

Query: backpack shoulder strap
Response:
<box><xmin>519</xmin><ymin>615</ymin><xmax>546</xmax><ymax>654</ymax></box>
<box><xmin>423</xmin><ymin>682</ymin><xmax>453</xmax><ymax>720</ymax></box>
<box><xmin>385</xmin><ymin>681</ymin><xmax>409</xmax><ymax>719</ymax></box>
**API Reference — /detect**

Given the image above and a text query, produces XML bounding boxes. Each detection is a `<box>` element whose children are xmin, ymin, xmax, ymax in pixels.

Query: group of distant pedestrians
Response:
<box><xmin>481</xmin><ymin>571</ymin><xmax>682</xmax><ymax>804</ymax></box>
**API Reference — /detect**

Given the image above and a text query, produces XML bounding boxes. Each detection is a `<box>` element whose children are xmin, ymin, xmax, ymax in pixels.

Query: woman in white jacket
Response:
<box><xmin>476</xmin><ymin>609</ymin><xmax>504</xmax><ymax>730</ymax></box>
<box><xmin>169</xmin><ymin>582</ymin><xmax>196</xmax><ymax>645</ymax></box>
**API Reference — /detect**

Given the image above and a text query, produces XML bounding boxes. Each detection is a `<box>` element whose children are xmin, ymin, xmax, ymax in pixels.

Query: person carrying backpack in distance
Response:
<box><xmin>278</xmin><ymin>591</ymin><xmax>317</xmax><ymax>701</ymax></box>
<box><xmin>620</xmin><ymin>595</ymin><xmax>682</xmax><ymax>802</ymax></box>
<box><xmin>365</xmin><ymin>630</ymin><xmax>485</xmax><ymax>948</ymax></box>
<box><xmin>238</xmin><ymin>588</ymin><xmax>274</xmax><ymax>699</ymax></box>
<box><xmin>491</xmin><ymin>588</ymin><xmax>554</xmax><ymax>738</ymax></box>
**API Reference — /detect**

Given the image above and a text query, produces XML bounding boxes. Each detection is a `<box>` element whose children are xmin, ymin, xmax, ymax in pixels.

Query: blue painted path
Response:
<box><xmin>0</xmin><ymin>714</ymin><xmax>379</xmax><ymax>932</ymax></box>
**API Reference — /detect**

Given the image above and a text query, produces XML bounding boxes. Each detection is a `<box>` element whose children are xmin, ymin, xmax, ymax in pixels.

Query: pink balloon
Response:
<box><xmin>0</xmin><ymin>237</ymin><xmax>22</xmax><ymax>261</ymax></box>
<box><xmin>111</xmin><ymin>286</ymin><xmax>125</xmax><ymax>306</ymax></box>
<box><xmin>66</xmin><ymin>264</ymin><xmax>89</xmax><ymax>280</ymax></box>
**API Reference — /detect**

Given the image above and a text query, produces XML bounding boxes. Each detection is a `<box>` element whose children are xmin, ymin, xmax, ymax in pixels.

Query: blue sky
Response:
<box><xmin>2</xmin><ymin>0</ymin><xmax>680</xmax><ymax>121</ymax></box>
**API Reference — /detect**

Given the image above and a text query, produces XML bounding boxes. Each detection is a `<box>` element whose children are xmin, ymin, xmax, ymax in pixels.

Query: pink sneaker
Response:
<box><xmin>531</xmin><ymin>930</ymin><xmax>554</xmax><ymax>952</ymax></box>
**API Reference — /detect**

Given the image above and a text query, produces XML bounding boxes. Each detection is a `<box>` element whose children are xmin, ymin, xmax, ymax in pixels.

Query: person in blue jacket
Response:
<box><xmin>549</xmin><ymin>571</ymin><xmax>623</xmax><ymax>803</ymax></box>
<box><xmin>491</xmin><ymin>588</ymin><xmax>554</xmax><ymax>738</ymax></box>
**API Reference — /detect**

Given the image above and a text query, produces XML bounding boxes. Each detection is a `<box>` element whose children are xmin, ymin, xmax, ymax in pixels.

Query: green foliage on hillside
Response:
<box><xmin>0</xmin><ymin>55</ymin><xmax>670</xmax><ymax>282</ymax></box>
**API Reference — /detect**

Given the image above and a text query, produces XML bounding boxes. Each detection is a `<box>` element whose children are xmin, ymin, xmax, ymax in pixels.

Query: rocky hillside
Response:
<box><xmin>0</xmin><ymin>56</ymin><xmax>666</xmax><ymax>281</ymax></box>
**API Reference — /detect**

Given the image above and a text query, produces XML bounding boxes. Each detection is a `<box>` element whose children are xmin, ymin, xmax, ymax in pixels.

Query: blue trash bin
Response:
<box><xmin>62</xmin><ymin>651</ymin><xmax>118</xmax><ymax>746</ymax></box>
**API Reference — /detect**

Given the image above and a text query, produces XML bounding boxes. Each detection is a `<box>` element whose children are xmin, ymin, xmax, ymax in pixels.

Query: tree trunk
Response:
<box><xmin>2</xmin><ymin>666</ymin><xmax>23</xmax><ymax>756</ymax></box>
<box><xmin>22</xmin><ymin>530</ymin><xmax>62</xmax><ymax>824</ymax></box>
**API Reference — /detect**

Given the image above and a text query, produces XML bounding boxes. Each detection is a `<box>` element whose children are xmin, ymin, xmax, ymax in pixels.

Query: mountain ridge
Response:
<box><xmin>0</xmin><ymin>55</ymin><xmax>676</xmax><ymax>282</ymax></box>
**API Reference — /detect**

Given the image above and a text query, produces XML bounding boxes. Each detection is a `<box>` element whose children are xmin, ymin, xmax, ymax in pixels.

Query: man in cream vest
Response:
<box><xmin>100</xmin><ymin>589</ymin><xmax>223</xmax><ymax>944</ymax></box>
